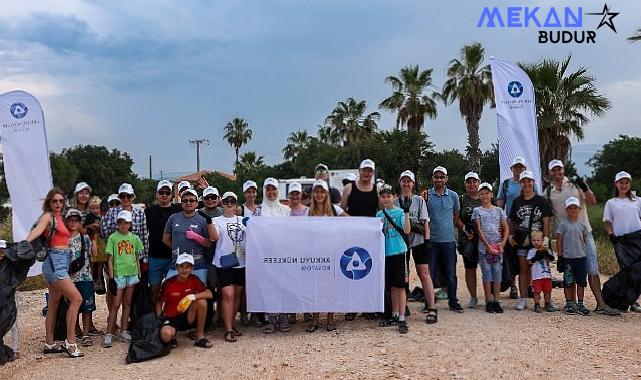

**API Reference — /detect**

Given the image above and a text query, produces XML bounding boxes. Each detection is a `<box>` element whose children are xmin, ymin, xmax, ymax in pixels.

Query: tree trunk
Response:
<box><xmin>466</xmin><ymin>114</ymin><xmax>482</xmax><ymax>173</ymax></box>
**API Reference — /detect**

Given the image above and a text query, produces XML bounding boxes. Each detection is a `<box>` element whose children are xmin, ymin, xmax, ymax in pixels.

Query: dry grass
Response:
<box><xmin>587</xmin><ymin>203</ymin><xmax>619</xmax><ymax>276</ymax></box>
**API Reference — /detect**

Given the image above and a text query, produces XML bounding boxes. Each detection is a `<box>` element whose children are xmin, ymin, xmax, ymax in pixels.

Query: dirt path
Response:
<box><xmin>4</xmin><ymin>264</ymin><xmax>641</xmax><ymax>379</ymax></box>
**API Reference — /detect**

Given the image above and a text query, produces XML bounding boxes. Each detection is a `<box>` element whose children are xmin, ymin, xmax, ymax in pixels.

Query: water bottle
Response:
<box><xmin>42</xmin><ymin>291</ymin><xmax>49</xmax><ymax>317</ymax></box>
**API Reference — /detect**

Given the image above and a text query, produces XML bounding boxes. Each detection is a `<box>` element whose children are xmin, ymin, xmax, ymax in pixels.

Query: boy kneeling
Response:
<box><xmin>157</xmin><ymin>254</ymin><xmax>213</xmax><ymax>348</ymax></box>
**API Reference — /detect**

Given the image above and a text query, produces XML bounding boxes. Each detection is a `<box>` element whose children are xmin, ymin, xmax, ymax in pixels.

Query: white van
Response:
<box><xmin>277</xmin><ymin>168</ymin><xmax>359</xmax><ymax>201</ymax></box>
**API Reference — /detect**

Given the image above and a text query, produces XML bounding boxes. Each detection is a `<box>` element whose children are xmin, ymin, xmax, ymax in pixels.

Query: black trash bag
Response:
<box><xmin>0</xmin><ymin>241</ymin><xmax>37</xmax><ymax>365</ymax></box>
<box><xmin>53</xmin><ymin>298</ymin><xmax>70</xmax><ymax>341</ymax></box>
<box><xmin>129</xmin><ymin>272</ymin><xmax>153</xmax><ymax>330</ymax></box>
<box><xmin>408</xmin><ymin>286</ymin><xmax>426</xmax><ymax>303</ymax></box>
<box><xmin>126</xmin><ymin>312</ymin><xmax>170</xmax><ymax>364</ymax></box>
<box><xmin>500</xmin><ymin>244</ymin><xmax>519</xmax><ymax>292</ymax></box>
<box><xmin>602</xmin><ymin>230</ymin><xmax>641</xmax><ymax>310</ymax></box>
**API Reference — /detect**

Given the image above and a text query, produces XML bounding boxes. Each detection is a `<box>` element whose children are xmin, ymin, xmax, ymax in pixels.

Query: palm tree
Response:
<box><xmin>317</xmin><ymin>125</ymin><xmax>340</xmax><ymax>145</ymax></box>
<box><xmin>629</xmin><ymin>28</ymin><xmax>641</xmax><ymax>42</ymax></box>
<box><xmin>520</xmin><ymin>56</ymin><xmax>610</xmax><ymax>175</ymax></box>
<box><xmin>237</xmin><ymin>151</ymin><xmax>265</xmax><ymax>172</ymax></box>
<box><xmin>379</xmin><ymin>65</ymin><xmax>438</xmax><ymax>132</ymax></box>
<box><xmin>324</xmin><ymin>97</ymin><xmax>380</xmax><ymax>145</ymax></box>
<box><xmin>441</xmin><ymin>43</ymin><xmax>494</xmax><ymax>172</ymax></box>
<box><xmin>282</xmin><ymin>130</ymin><xmax>312</xmax><ymax>161</ymax></box>
<box><xmin>223</xmin><ymin>118</ymin><xmax>253</xmax><ymax>165</ymax></box>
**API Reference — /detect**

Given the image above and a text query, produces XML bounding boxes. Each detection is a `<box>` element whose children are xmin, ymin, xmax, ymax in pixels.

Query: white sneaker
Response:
<box><xmin>101</xmin><ymin>333</ymin><xmax>113</xmax><ymax>348</ymax></box>
<box><xmin>118</xmin><ymin>331</ymin><xmax>132</xmax><ymax>343</ymax></box>
<box><xmin>515</xmin><ymin>298</ymin><xmax>527</xmax><ymax>310</ymax></box>
<box><xmin>467</xmin><ymin>297</ymin><xmax>478</xmax><ymax>309</ymax></box>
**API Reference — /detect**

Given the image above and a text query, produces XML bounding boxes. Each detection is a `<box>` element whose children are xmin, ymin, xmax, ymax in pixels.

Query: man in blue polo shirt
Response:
<box><xmin>427</xmin><ymin>166</ymin><xmax>463</xmax><ymax>312</ymax></box>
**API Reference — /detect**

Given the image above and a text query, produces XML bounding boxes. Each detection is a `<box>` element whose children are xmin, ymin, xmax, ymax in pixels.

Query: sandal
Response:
<box><xmin>263</xmin><ymin>323</ymin><xmax>276</xmax><ymax>334</ymax></box>
<box><xmin>194</xmin><ymin>337</ymin><xmax>212</xmax><ymax>348</ymax></box>
<box><xmin>81</xmin><ymin>335</ymin><xmax>93</xmax><ymax>347</ymax></box>
<box><xmin>169</xmin><ymin>337</ymin><xmax>178</xmax><ymax>348</ymax></box>
<box><xmin>426</xmin><ymin>308</ymin><xmax>438</xmax><ymax>324</ymax></box>
<box><xmin>224</xmin><ymin>331</ymin><xmax>237</xmax><ymax>342</ymax></box>
<box><xmin>43</xmin><ymin>342</ymin><xmax>65</xmax><ymax>354</ymax></box>
<box><xmin>232</xmin><ymin>326</ymin><xmax>243</xmax><ymax>337</ymax></box>
<box><xmin>188</xmin><ymin>330</ymin><xmax>199</xmax><ymax>341</ymax></box>
<box><xmin>398</xmin><ymin>320</ymin><xmax>409</xmax><ymax>334</ymax></box>
<box><xmin>63</xmin><ymin>340</ymin><xmax>85</xmax><ymax>358</ymax></box>
<box><xmin>305</xmin><ymin>323</ymin><xmax>319</xmax><ymax>333</ymax></box>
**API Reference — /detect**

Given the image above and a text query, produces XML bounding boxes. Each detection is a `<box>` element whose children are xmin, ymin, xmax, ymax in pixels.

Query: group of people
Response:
<box><xmin>7</xmin><ymin>156</ymin><xmax>641</xmax><ymax>358</ymax></box>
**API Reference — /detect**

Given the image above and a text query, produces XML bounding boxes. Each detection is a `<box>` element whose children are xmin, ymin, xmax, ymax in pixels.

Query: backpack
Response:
<box><xmin>31</xmin><ymin>213</ymin><xmax>56</xmax><ymax>262</ymax></box>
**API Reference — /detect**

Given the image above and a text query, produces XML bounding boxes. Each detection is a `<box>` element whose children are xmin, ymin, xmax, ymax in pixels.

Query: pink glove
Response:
<box><xmin>186</xmin><ymin>230</ymin><xmax>207</xmax><ymax>246</ymax></box>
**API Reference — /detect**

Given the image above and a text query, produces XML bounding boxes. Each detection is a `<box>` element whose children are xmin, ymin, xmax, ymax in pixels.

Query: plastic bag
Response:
<box><xmin>125</xmin><ymin>313</ymin><xmax>170</xmax><ymax>364</ymax></box>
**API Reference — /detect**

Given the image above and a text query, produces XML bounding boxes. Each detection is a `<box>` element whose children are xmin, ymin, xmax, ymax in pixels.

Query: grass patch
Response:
<box><xmin>18</xmin><ymin>274</ymin><xmax>48</xmax><ymax>291</ymax></box>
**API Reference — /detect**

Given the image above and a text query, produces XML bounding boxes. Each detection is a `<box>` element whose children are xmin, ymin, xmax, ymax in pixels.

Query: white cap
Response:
<box><xmin>288</xmin><ymin>182</ymin><xmax>302</xmax><ymax>194</ymax></box>
<box><xmin>464</xmin><ymin>172</ymin><xmax>480</xmax><ymax>181</ymax></box>
<box><xmin>156</xmin><ymin>180</ymin><xmax>172</xmax><ymax>191</ymax></box>
<box><xmin>182</xmin><ymin>189</ymin><xmax>198</xmax><ymax>198</ymax></box>
<box><xmin>359</xmin><ymin>159</ymin><xmax>375</xmax><ymax>170</ymax></box>
<box><xmin>548</xmin><ymin>159</ymin><xmax>564</xmax><ymax>170</ymax></box>
<box><xmin>118</xmin><ymin>183</ymin><xmax>134</xmax><ymax>195</ymax></box>
<box><xmin>203</xmin><ymin>186</ymin><xmax>220</xmax><ymax>198</ymax></box>
<box><xmin>315</xmin><ymin>163</ymin><xmax>329</xmax><ymax>171</ymax></box>
<box><xmin>65</xmin><ymin>208</ymin><xmax>82</xmax><ymax>219</ymax></box>
<box><xmin>519</xmin><ymin>171</ymin><xmax>535</xmax><ymax>181</ymax></box>
<box><xmin>312</xmin><ymin>180</ymin><xmax>329</xmax><ymax>192</ymax></box>
<box><xmin>107</xmin><ymin>194</ymin><xmax>119</xmax><ymax>203</ymax></box>
<box><xmin>399</xmin><ymin>170</ymin><xmax>415</xmax><ymax>182</ymax></box>
<box><xmin>344</xmin><ymin>173</ymin><xmax>357</xmax><ymax>182</ymax></box>
<box><xmin>178</xmin><ymin>181</ymin><xmax>191</xmax><ymax>192</ymax></box>
<box><xmin>264</xmin><ymin>177</ymin><xmax>279</xmax><ymax>189</ymax></box>
<box><xmin>433</xmin><ymin>166</ymin><xmax>448</xmax><ymax>175</ymax></box>
<box><xmin>222</xmin><ymin>191</ymin><xmax>238</xmax><ymax>200</ymax></box>
<box><xmin>615</xmin><ymin>171</ymin><xmax>632</xmax><ymax>182</ymax></box>
<box><xmin>565</xmin><ymin>196</ymin><xmax>581</xmax><ymax>208</ymax></box>
<box><xmin>378</xmin><ymin>183</ymin><xmax>394</xmax><ymax>194</ymax></box>
<box><xmin>0</xmin><ymin>240</ymin><xmax>6</xmax><ymax>249</ymax></box>
<box><xmin>478</xmin><ymin>182</ymin><xmax>493</xmax><ymax>192</ymax></box>
<box><xmin>74</xmin><ymin>181</ymin><xmax>92</xmax><ymax>194</ymax></box>
<box><xmin>117</xmin><ymin>210</ymin><xmax>133</xmax><ymax>222</ymax></box>
<box><xmin>511</xmin><ymin>156</ymin><xmax>526</xmax><ymax>167</ymax></box>
<box><xmin>176</xmin><ymin>253</ymin><xmax>195</xmax><ymax>266</ymax></box>
<box><xmin>243</xmin><ymin>180</ymin><xmax>258</xmax><ymax>193</ymax></box>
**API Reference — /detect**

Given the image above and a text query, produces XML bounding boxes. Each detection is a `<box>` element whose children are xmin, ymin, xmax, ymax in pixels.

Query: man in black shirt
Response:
<box><xmin>146</xmin><ymin>180</ymin><xmax>183</xmax><ymax>305</ymax></box>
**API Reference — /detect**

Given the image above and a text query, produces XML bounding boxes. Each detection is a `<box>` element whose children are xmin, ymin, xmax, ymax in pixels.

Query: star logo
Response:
<box><xmin>586</xmin><ymin>4</ymin><xmax>619</xmax><ymax>33</ymax></box>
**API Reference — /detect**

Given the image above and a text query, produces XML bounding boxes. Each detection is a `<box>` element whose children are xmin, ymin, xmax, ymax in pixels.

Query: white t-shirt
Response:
<box><xmin>305</xmin><ymin>205</ymin><xmax>344</xmax><ymax>216</ymax></box>
<box><xmin>526</xmin><ymin>248</ymin><xmax>552</xmax><ymax>281</ymax></box>
<box><xmin>213</xmin><ymin>215</ymin><xmax>247</xmax><ymax>268</ymax></box>
<box><xmin>603</xmin><ymin>197</ymin><xmax>641</xmax><ymax>236</ymax></box>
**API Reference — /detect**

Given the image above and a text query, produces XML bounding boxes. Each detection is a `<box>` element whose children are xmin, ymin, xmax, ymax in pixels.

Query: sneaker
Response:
<box><xmin>527</xmin><ymin>286</ymin><xmax>534</xmax><ymax>298</ymax></box>
<box><xmin>101</xmin><ymin>334</ymin><xmax>113</xmax><ymax>348</ymax></box>
<box><xmin>118</xmin><ymin>331</ymin><xmax>132</xmax><ymax>343</ymax></box>
<box><xmin>493</xmin><ymin>302</ymin><xmax>504</xmax><ymax>314</ymax></box>
<box><xmin>594</xmin><ymin>305</ymin><xmax>621</xmax><ymax>316</ymax></box>
<box><xmin>576</xmin><ymin>303</ymin><xmax>591</xmax><ymax>316</ymax></box>
<box><xmin>534</xmin><ymin>304</ymin><xmax>542</xmax><ymax>313</ymax></box>
<box><xmin>435</xmin><ymin>289</ymin><xmax>448</xmax><ymax>300</ymax></box>
<box><xmin>630</xmin><ymin>302</ymin><xmax>641</xmax><ymax>313</ymax></box>
<box><xmin>545</xmin><ymin>304</ymin><xmax>557</xmax><ymax>312</ymax></box>
<box><xmin>515</xmin><ymin>298</ymin><xmax>527</xmax><ymax>310</ymax></box>
<box><xmin>564</xmin><ymin>303</ymin><xmax>576</xmax><ymax>315</ymax></box>
<box><xmin>397</xmin><ymin>320</ymin><xmax>408</xmax><ymax>334</ymax></box>
<box><xmin>509</xmin><ymin>285</ymin><xmax>518</xmax><ymax>299</ymax></box>
<box><xmin>485</xmin><ymin>302</ymin><xmax>494</xmax><ymax>313</ymax></box>
<box><xmin>449</xmin><ymin>303</ymin><xmax>464</xmax><ymax>313</ymax></box>
<box><xmin>468</xmin><ymin>297</ymin><xmax>478</xmax><ymax>309</ymax></box>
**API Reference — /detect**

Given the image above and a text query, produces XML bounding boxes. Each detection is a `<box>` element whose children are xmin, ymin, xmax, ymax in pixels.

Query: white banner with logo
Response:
<box><xmin>246</xmin><ymin>217</ymin><xmax>384</xmax><ymax>313</ymax></box>
<box><xmin>490</xmin><ymin>58</ymin><xmax>541</xmax><ymax>187</ymax></box>
<box><xmin>0</xmin><ymin>90</ymin><xmax>53</xmax><ymax>276</ymax></box>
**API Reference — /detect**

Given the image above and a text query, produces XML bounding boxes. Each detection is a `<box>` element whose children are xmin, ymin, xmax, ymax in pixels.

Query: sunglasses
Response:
<box><xmin>222</xmin><ymin>199</ymin><xmax>237</xmax><ymax>205</ymax></box>
<box><xmin>119</xmin><ymin>193</ymin><xmax>134</xmax><ymax>199</ymax></box>
<box><xmin>157</xmin><ymin>190</ymin><xmax>171</xmax><ymax>196</ymax></box>
<box><xmin>108</xmin><ymin>201</ymin><xmax>120</xmax><ymax>206</ymax></box>
<box><xmin>204</xmin><ymin>195</ymin><xmax>219</xmax><ymax>201</ymax></box>
<box><xmin>66</xmin><ymin>218</ymin><xmax>81</xmax><ymax>223</ymax></box>
<box><xmin>50</xmin><ymin>199</ymin><xmax>65</xmax><ymax>204</ymax></box>
<box><xmin>181</xmin><ymin>198</ymin><xmax>197</xmax><ymax>204</ymax></box>
<box><xmin>432</xmin><ymin>175</ymin><xmax>447</xmax><ymax>180</ymax></box>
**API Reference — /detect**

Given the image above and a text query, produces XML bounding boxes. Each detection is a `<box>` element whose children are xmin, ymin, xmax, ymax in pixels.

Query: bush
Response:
<box><xmin>587</xmin><ymin>203</ymin><xmax>618</xmax><ymax>276</ymax></box>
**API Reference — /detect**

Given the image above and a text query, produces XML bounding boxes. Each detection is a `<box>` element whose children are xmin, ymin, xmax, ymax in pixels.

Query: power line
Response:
<box><xmin>189</xmin><ymin>139</ymin><xmax>210</xmax><ymax>172</ymax></box>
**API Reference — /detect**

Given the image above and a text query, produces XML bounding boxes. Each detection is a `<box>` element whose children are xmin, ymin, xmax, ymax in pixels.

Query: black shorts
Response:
<box><xmin>562</xmin><ymin>257</ymin><xmax>588</xmax><ymax>288</ymax></box>
<box><xmin>386</xmin><ymin>253</ymin><xmax>407</xmax><ymax>289</ymax></box>
<box><xmin>163</xmin><ymin>312</ymin><xmax>195</xmax><ymax>331</ymax></box>
<box><xmin>409</xmin><ymin>242</ymin><xmax>430</xmax><ymax>265</ymax></box>
<box><xmin>216</xmin><ymin>267</ymin><xmax>246</xmax><ymax>288</ymax></box>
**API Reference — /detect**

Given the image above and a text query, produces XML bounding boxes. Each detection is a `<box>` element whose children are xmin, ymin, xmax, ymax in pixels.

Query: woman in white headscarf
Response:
<box><xmin>261</xmin><ymin>177</ymin><xmax>291</xmax><ymax>334</ymax></box>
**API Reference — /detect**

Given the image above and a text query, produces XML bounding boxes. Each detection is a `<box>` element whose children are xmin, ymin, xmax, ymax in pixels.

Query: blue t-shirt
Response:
<box><xmin>164</xmin><ymin>212</ymin><xmax>209</xmax><ymax>270</ymax></box>
<box><xmin>497</xmin><ymin>179</ymin><xmax>539</xmax><ymax>218</ymax></box>
<box><xmin>427</xmin><ymin>188</ymin><xmax>460</xmax><ymax>243</ymax></box>
<box><xmin>377</xmin><ymin>207</ymin><xmax>407</xmax><ymax>257</ymax></box>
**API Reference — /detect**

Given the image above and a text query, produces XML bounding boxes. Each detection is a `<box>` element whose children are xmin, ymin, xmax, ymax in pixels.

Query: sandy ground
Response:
<box><xmin>3</xmin><ymin>261</ymin><xmax>641</xmax><ymax>380</ymax></box>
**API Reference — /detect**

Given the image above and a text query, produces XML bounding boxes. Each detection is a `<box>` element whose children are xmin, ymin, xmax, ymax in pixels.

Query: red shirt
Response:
<box><xmin>159</xmin><ymin>274</ymin><xmax>206</xmax><ymax>318</ymax></box>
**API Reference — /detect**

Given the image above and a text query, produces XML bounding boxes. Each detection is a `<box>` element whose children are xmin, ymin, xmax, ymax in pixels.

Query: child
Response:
<box><xmin>102</xmin><ymin>210</ymin><xmax>143</xmax><ymax>347</ymax></box>
<box><xmin>84</xmin><ymin>196</ymin><xmax>107</xmax><ymax>295</ymax></box>
<box><xmin>66</xmin><ymin>209</ymin><xmax>98</xmax><ymax>347</ymax></box>
<box><xmin>527</xmin><ymin>231</ymin><xmax>556</xmax><ymax>313</ymax></box>
<box><xmin>376</xmin><ymin>184</ymin><xmax>411</xmax><ymax>334</ymax></box>
<box><xmin>556</xmin><ymin>196</ymin><xmax>590</xmax><ymax>316</ymax></box>
<box><xmin>472</xmin><ymin>183</ymin><xmax>509</xmax><ymax>313</ymax></box>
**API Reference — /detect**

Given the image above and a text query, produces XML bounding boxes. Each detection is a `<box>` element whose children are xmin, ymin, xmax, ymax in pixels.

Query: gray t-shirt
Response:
<box><xmin>555</xmin><ymin>220</ymin><xmax>588</xmax><ymax>259</ymax></box>
<box><xmin>164</xmin><ymin>212</ymin><xmax>209</xmax><ymax>270</ymax></box>
<box><xmin>395</xmin><ymin>195</ymin><xmax>429</xmax><ymax>248</ymax></box>
<box><xmin>472</xmin><ymin>205</ymin><xmax>506</xmax><ymax>253</ymax></box>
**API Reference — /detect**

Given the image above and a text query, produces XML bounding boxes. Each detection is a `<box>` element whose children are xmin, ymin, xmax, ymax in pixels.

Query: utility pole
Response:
<box><xmin>189</xmin><ymin>139</ymin><xmax>210</xmax><ymax>172</ymax></box>
<box><xmin>160</xmin><ymin>170</ymin><xmax>164</xmax><ymax>180</ymax></box>
<box><xmin>149</xmin><ymin>155</ymin><xmax>152</xmax><ymax>179</ymax></box>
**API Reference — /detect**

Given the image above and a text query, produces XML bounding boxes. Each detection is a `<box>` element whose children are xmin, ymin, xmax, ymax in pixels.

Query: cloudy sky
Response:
<box><xmin>1</xmin><ymin>0</ymin><xmax>639</xmax><ymax>178</ymax></box>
